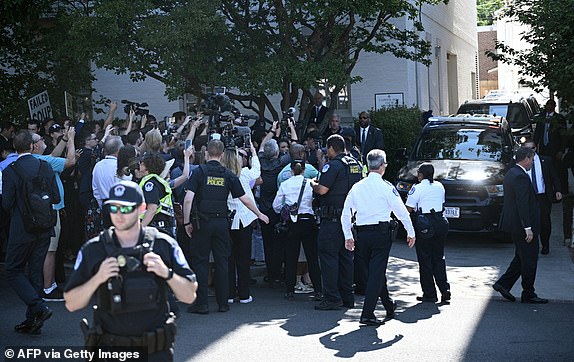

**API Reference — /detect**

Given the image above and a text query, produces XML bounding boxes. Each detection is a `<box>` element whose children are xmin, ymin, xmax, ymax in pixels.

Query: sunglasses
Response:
<box><xmin>33</xmin><ymin>137</ymin><xmax>44</xmax><ymax>144</ymax></box>
<box><xmin>108</xmin><ymin>205</ymin><xmax>137</xmax><ymax>214</ymax></box>
<box><xmin>359</xmin><ymin>116</ymin><xmax>369</xmax><ymax>119</ymax></box>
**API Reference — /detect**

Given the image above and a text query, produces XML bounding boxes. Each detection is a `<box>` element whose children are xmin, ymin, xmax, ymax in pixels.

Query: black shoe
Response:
<box><xmin>270</xmin><ymin>279</ymin><xmax>283</xmax><ymax>289</ymax></box>
<box><xmin>359</xmin><ymin>317</ymin><xmax>383</xmax><ymax>326</ymax></box>
<box><xmin>493</xmin><ymin>283</ymin><xmax>516</xmax><ymax>302</ymax></box>
<box><xmin>187</xmin><ymin>304</ymin><xmax>209</xmax><ymax>314</ymax></box>
<box><xmin>441</xmin><ymin>291</ymin><xmax>451</xmax><ymax>303</ymax></box>
<box><xmin>42</xmin><ymin>288</ymin><xmax>65</xmax><ymax>302</ymax></box>
<box><xmin>218</xmin><ymin>304</ymin><xmax>230</xmax><ymax>312</ymax></box>
<box><xmin>541</xmin><ymin>248</ymin><xmax>549</xmax><ymax>255</ymax></box>
<box><xmin>309</xmin><ymin>292</ymin><xmax>322</xmax><ymax>302</ymax></box>
<box><xmin>521</xmin><ymin>296</ymin><xmax>549</xmax><ymax>304</ymax></box>
<box><xmin>249</xmin><ymin>278</ymin><xmax>257</xmax><ymax>285</ymax></box>
<box><xmin>416</xmin><ymin>296</ymin><xmax>438</xmax><ymax>303</ymax></box>
<box><xmin>314</xmin><ymin>300</ymin><xmax>343</xmax><ymax>310</ymax></box>
<box><xmin>17</xmin><ymin>306</ymin><xmax>53</xmax><ymax>334</ymax></box>
<box><xmin>382</xmin><ymin>299</ymin><xmax>397</xmax><ymax>318</ymax></box>
<box><xmin>284</xmin><ymin>292</ymin><xmax>294</xmax><ymax>301</ymax></box>
<box><xmin>342</xmin><ymin>301</ymin><xmax>354</xmax><ymax>308</ymax></box>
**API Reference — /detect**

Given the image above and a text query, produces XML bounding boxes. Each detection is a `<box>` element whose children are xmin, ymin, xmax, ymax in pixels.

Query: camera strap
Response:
<box><xmin>292</xmin><ymin>178</ymin><xmax>307</xmax><ymax>216</ymax></box>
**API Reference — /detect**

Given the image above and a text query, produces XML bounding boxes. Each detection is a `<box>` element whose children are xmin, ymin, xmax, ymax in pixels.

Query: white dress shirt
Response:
<box><xmin>341</xmin><ymin>172</ymin><xmax>415</xmax><ymax>240</ymax></box>
<box><xmin>405</xmin><ymin>179</ymin><xmax>446</xmax><ymax>213</ymax></box>
<box><xmin>272</xmin><ymin>174</ymin><xmax>314</xmax><ymax>222</ymax></box>
<box><xmin>526</xmin><ymin>154</ymin><xmax>545</xmax><ymax>194</ymax></box>
<box><xmin>228</xmin><ymin>154</ymin><xmax>261</xmax><ymax>229</ymax></box>
<box><xmin>92</xmin><ymin>156</ymin><xmax>120</xmax><ymax>207</ymax></box>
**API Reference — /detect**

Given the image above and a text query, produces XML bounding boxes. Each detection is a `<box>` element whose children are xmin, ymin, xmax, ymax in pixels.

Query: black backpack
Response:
<box><xmin>10</xmin><ymin>159</ymin><xmax>58</xmax><ymax>232</ymax></box>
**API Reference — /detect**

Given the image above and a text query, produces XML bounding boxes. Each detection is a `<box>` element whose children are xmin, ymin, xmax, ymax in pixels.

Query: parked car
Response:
<box><xmin>457</xmin><ymin>92</ymin><xmax>539</xmax><ymax>141</ymax></box>
<box><xmin>395</xmin><ymin>115</ymin><xmax>516</xmax><ymax>232</ymax></box>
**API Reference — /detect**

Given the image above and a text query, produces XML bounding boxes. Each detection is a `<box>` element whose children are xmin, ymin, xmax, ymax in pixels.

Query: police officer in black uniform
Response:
<box><xmin>310</xmin><ymin>134</ymin><xmax>362</xmax><ymax>310</ymax></box>
<box><xmin>64</xmin><ymin>181</ymin><xmax>197</xmax><ymax>361</ymax></box>
<box><xmin>183</xmin><ymin>140</ymin><xmax>269</xmax><ymax>314</ymax></box>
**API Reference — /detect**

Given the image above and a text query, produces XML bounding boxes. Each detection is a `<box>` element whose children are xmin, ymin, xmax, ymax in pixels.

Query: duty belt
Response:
<box><xmin>98</xmin><ymin>326</ymin><xmax>172</xmax><ymax>355</ymax></box>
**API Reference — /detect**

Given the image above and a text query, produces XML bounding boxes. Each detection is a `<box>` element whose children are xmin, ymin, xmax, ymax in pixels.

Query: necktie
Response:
<box><xmin>531</xmin><ymin>160</ymin><xmax>539</xmax><ymax>194</ymax></box>
<box><xmin>361</xmin><ymin>128</ymin><xmax>366</xmax><ymax>154</ymax></box>
<box><xmin>544</xmin><ymin>122</ymin><xmax>550</xmax><ymax>146</ymax></box>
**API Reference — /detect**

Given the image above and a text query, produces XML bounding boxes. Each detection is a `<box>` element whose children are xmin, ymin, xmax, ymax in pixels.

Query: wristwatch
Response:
<box><xmin>165</xmin><ymin>268</ymin><xmax>174</xmax><ymax>281</ymax></box>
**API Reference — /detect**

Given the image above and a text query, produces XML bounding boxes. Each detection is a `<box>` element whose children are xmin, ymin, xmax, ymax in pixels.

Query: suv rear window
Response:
<box><xmin>457</xmin><ymin>103</ymin><xmax>530</xmax><ymax>129</ymax></box>
<box><xmin>413</xmin><ymin>126</ymin><xmax>504</xmax><ymax>161</ymax></box>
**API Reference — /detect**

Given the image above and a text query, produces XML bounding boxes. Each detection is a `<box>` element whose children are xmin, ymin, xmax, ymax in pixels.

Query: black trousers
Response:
<box><xmin>536</xmin><ymin>194</ymin><xmax>552</xmax><ymax>250</ymax></box>
<box><xmin>5</xmin><ymin>232</ymin><xmax>50</xmax><ymax>318</ymax></box>
<box><xmin>355</xmin><ymin>224</ymin><xmax>392</xmax><ymax>319</ymax></box>
<box><xmin>496</xmin><ymin>231</ymin><xmax>539</xmax><ymax>299</ymax></box>
<box><xmin>190</xmin><ymin>218</ymin><xmax>231</xmax><ymax>307</ymax></box>
<box><xmin>415</xmin><ymin>216</ymin><xmax>450</xmax><ymax>298</ymax></box>
<box><xmin>317</xmin><ymin>220</ymin><xmax>354</xmax><ymax>304</ymax></box>
<box><xmin>284</xmin><ymin>219</ymin><xmax>322</xmax><ymax>294</ymax></box>
<box><xmin>228</xmin><ymin>223</ymin><xmax>254</xmax><ymax>300</ymax></box>
<box><xmin>260</xmin><ymin>210</ymin><xmax>284</xmax><ymax>281</ymax></box>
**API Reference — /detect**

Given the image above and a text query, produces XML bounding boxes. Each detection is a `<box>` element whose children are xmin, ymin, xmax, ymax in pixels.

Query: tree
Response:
<box><xmin>0</xmin><ymin>1</ymin><xmax>93</xmax><ymax>124</ymax></box>
<box><xmin>476</xmin><ymin>0</ymin><xmax>504</xmax><ymax>26</ymax></box>
<box><xmin>67</xmin><ymin>0</ymin><xmax>444</xmax><ymax>128</ymax></box>
<box><xmin>487</xmin><ymin>0</ymin><xmax>574</xmax><ymax>106</ymax></box>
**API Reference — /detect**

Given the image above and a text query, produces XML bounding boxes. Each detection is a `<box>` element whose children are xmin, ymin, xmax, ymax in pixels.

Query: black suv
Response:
<box><xmin>395</xmin><ymin>115</ymin><xmax>516</xmax><ymax>232</ymax></box>
<box><xmin>457</xmin><ymin>93</ymin><xmax>539</xmax><ymax>140</ymax></box>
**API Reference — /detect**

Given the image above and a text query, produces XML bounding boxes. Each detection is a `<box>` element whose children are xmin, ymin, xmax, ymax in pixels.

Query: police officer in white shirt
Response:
<box><xmin>341</xmin><ymin>149</ymin><xmax>415</xmax><ymax>326</ymax></box>
<box><xmin>273</xmin><ymin>159</ymin><xmax>322</xmax><ymax>301</ymax></box>
<box><xmin>405</xmin><ymin>163</ymin><xmax>451</xmax><ymax>303</ymax></box>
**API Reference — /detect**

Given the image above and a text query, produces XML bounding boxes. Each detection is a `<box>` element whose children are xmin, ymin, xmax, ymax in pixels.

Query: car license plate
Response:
<box><xmin>444</xmin><ymin>207</ymin><xmax>460</xmax><ymax>218</ymax></box>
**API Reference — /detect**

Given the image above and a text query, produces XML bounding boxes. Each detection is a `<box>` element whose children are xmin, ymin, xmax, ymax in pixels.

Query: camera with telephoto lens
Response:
<box><xmin>279</xmin><ymin>107</ymin><xmax>296</xmax><ymax>139</ymax></box>
<box><xmin>221</xmin><ymin>124</ymin><xmax>252</xmax><ymax>149</ymax></box>
<box><xmin>121</xmin><ymin>100</ymin><xmax>149</xmax><ymax>116</ymax></box>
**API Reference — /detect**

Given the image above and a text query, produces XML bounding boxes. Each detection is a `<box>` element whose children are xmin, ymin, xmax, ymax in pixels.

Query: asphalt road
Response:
<box><xmin>1</xmin><ymin>208</ymin><xmax>573</xmax><ymax>361</ymax></box>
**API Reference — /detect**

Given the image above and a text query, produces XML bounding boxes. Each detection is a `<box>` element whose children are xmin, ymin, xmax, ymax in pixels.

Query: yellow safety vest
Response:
<box><xmin>139</xmin><ymin>174</ymin><xmax>174</xmax><ymax>218</ymax></box>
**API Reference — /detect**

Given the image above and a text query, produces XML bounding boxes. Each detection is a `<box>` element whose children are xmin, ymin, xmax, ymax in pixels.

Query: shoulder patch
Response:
<box><xmin>393</xmin><ymin>188</ymin><xmax>399</xmax><ymax>197</ymax></box>
<box><xmin>73</xmin><ymin>250</ymin><xmax>83</xmax><ymax>270</ymax></box>
<box><xmin>322</xmin><ymin>164</ymin><xmax>330</xmax><ymax>173</ymax></box>
<box><xmin>144</xmin><ymin>181</ymin><xmax>154</xmax><ymax>192</ymax></box>
<box><xmin>408</xmin><ymin>186</ymin><xmax>416</xmax><ymax>195</ymax></box>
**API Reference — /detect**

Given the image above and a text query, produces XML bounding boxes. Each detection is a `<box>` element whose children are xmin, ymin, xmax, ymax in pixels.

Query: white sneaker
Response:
<box><xmin>294</xmin><ymin>283</ymin><xmax>314</xmax><ymax>294</ymax></box>
<box><xmin>239</xmin><ymin>296</ymin><xmax>253</xmax><ymax>304</ymax></box>
<box><xmin>228</xmin><ymin>298</ymin><xmax>235</xmax><ymax>304</ymax></box>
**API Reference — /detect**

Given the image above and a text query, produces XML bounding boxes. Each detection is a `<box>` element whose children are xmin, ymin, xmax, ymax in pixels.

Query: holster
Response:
<box><xmin>80</xmin><ymin>318</ymin><xmax>102</xmax><ymax>352</ymax></box>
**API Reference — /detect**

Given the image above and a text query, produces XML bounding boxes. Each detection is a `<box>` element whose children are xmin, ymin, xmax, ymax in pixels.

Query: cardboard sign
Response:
<box><xmin>28</xmin><ymin>91</ymin><xmax>53</xmax><ymax>121</ymax></box>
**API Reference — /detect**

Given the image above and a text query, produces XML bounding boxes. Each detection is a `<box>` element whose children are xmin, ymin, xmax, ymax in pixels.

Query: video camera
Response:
<box><xmin>220</xmin><ymin>124</ymin><xmax>252</xmax><ymax>149</ymax></box>
<box><xmin>121</xmin><ymin>100</ymin><xmax>150</xmax><ymax>117</ymax></box>
<box><xmin>278</xmin><ymin>107</ymin><xmax>297</xmax><ymax>139</ymax></box>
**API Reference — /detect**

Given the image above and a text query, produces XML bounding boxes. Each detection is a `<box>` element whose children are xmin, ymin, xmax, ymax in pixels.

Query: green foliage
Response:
<box><xmin>0</xmin><ymin>1</ymin><xmax>93</xmax><ymax>124</ymax></box>
<box><xmin>487</xmin><ymin>0</ymin><xmax>574</xmax><ymax>106</ymax></box>
<box><xmin>477</xmin><ymin>0</ymin><xmax>504</xmax><ymax>26</ymax></box>
<box><xmin>368</xmin><ymin>106</ymin><xmax>423</xmax><ymax>181</ymax></box>
<box><xmin>65</xmin><ymin>0</ymin><xmax>445</xmax><ymax>123</ymax></box>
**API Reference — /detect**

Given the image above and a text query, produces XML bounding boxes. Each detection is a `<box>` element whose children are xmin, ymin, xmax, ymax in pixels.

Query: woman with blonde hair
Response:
<box><xmin>221</xmin><ymin>143</ymin><xmax>260</xmax><ymax>304</ymax></box>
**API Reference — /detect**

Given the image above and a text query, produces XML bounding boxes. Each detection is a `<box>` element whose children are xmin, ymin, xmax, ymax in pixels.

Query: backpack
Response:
<box><xmin>10</xmin><ymin>159</ymin><xmax>58</xmax><ymax>232</ymax></box>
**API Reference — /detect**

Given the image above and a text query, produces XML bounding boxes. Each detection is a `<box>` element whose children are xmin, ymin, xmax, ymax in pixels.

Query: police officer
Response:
<box><xmin>183</xmin><ymin>140</ymin><xmax>269</xmax><ymax>314</ymax></box>
<box><xmin>63</xmin><ymin>181</ymin><xmax>197</xmax><ymax>361</ymax></box>
<box><xmin>139</xmin><ymin>153</ymin><xmax>177</xmax><ymax>237</ymax></box>
<box><xmin>405</xmin><ymin>163</ymin><xmax>451</xmax><ymax>303</ymax></box>
<box><xmin>341</xmin><ymin>149</ymin><xmax>415</xmax><ymax>325</ymax></box>
<box><xmin>310</xmin><ymin>134</ymin><xmax>362</xmax><ymax>310</ymax></box>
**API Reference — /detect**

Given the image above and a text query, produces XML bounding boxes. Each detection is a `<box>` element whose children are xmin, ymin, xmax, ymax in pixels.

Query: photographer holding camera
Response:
<box><xmin>64</xmin><ymin>181</ymin><xmax>197</xmax><ymax>361</ymax></box>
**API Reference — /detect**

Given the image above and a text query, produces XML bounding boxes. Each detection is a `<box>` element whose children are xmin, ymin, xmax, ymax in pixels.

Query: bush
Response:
<box><xmin>367</xmin><ymin>106</ymin><xmax>423</xmax><ymax>181</ymax></box>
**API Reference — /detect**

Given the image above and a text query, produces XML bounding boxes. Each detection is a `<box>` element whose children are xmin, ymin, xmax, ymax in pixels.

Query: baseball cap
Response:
<box><xmin>48</xmin><ymin>124</ymin><xmax>63</xmax><ymax>134</ymax></box>
<box><xmin>104</xmin><ymin>180</ymin><xmax>144</xmax><ymax>207</ymax></box>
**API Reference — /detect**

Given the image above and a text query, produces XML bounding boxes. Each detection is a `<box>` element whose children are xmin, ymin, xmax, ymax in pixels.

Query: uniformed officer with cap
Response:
<box><xmin>183</xmin><ymin>139</ymin><xmax>269</xmax><ymax>314</ymax></box>
<box><xmin>64</xmin><ymin>180</ymin><xmax>197</xmax><ymax>361</ymax></box>
<box><xmin>405</xmin><ymin>163</ymin><xmax>451</xmax><ymax>303</ymax></box>
<box><xmin>341</xmin><ymin>149</ymin><xmax>416</xmax><ymax>326</ymax></box>
<box><xmin>310</xmin><ymin>134</ymin><xmax>362</xmax><ymax>310</ymax></box>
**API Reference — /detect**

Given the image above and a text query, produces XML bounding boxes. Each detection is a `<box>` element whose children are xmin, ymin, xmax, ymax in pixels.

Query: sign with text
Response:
<box><xmin>28</xmin><ymin>90</ymin><xmax>53</xmax><ymax>121</ymax></box>
<box><xmin>375</xmin><ymin>92</ymin><xmax>404</xmax><ymax>109</ymax></box>
<box><xmin>64</xmin><ymin>91</ymin><xmax>74</xmax><ymax>117</ymax></box>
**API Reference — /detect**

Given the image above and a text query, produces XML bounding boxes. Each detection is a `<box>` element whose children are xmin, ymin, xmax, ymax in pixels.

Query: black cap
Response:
<box><xmin>48</xmin><ymin>124</ymin><xmax>63</xmax><ymax>134</ymax></box>
<box><xmin>104</xmin><ymin>180</ymin><xmax>144</xmax><ymax>207</ymax></box>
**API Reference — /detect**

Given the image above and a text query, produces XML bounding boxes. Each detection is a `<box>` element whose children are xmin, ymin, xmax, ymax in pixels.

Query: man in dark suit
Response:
<box><xmin>306</xmin><ymin>92</ymin><xmax>329</xmax><ymax>128</ymax></box>
<box><xmin>2</xmin><ymin>130</ymin><xmax>60</xmax><ymax>334</ymax></box>
<box><xmin>523</xmin><ymin>139</ymin><xmax>562</xmax><ymax>254</ymax></box>
<box><xmin>356</xmin><ymin>111</ymin><xmax>384</xmax><ymax>163</ymax></box>
<box><xmin>493</xmin><ymin>147</ymin><xmax>548</xmax><ymax>304</ymax></box>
